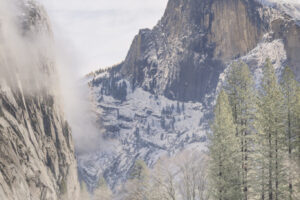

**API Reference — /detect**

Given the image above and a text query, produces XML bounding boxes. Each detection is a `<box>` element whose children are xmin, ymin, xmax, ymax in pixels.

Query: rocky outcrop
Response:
<box><xmin>88</xmin><ymin>0</ymin><xmax>300</xmax><ymax>105</ymax></box>
<box><xmin>120</xmin><ymin>0</ymin><xmax>265</xmax><ymax>102</ymax></box>
<box><xmin>0</xmin><ymin>1</ymin><xmax>80</xmax><ymax>199</ymax></box>
<box><xmin>271</xmin><ymin>17</ymin><xmax>300</xmax><ymax>80</ymax></box>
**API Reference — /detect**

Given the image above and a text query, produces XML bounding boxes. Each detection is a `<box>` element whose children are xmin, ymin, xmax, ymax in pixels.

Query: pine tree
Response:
<box><xmin>296</xmin><ymin>87</ymin><xmax>300</xmax><ymax>164</ymax></box>
<box><xmin>93</xmin><ymin>176</ymin><xmax>112</xmax><ymax>200</ymax></box>
<box><xmin>225</xmin><ymin>61</ymin><xmax>257</xmax><ymax>200</ymax></box>
<box><xmin>177</xmin><ymin>101</ymin><xmax>181</xmax><ymax>114</ymax></box>
<box><xmin>281</xmin><ymin>66</ymin><xmax>299</xmax><ymax>200</ymax></box>
<box><xmin>257</xmin><ymin>59</ymin><xmax>286</xmax><ymax>200</ymax></box>
<box><xmin>147</xmin><ymin>123</ymin><xmax>151</xmax><ymax>135</ymax></box>
<box><xmin>209</xmin><ymin>90</ymin><xmax>241</xmax><ymax>200</ymax></box>
<box><xmin>124</xmin><ymin>160</ymin><xmax>150</xmax><ymax>200</ymax></box>
<box><xmin>293</xmin><ymin>79</ymin><xmax>300</xmax><ymax>199</ymax></box>
<box><xmin>80</xmin><ymin>181</ymin><xmax>91</xmax><ymax>200</ymax></box>
<box><xmin>253</xmin><ymin>114</ymin><xmax>268</xmax><ymax>200</ymax></box>
<box><xmin>130</xmin><ymin>160</ymin><xmax>148</xmax><ymax>180</ymax></box>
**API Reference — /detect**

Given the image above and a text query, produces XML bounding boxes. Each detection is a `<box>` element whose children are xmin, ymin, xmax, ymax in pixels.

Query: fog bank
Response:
<box><xmin>0</xmin><ymin>0</ymin><xmax>102</xmax><ymax>155</ymax></box>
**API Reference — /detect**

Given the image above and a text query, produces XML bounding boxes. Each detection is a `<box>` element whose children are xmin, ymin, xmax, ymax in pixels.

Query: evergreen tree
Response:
<box><xmin>147</xmin><ymin>123</ymin><xmax>151</xmax><ymax>135</ymax></box>
<box><xmin>209</xmin><ymin>90</ymin><xmax>241</xmax><ymax>200</ymax></box>
<box><xmin>292</xmin><ymin>77</ymin><xmax>300</xmax><ymax>199</ymax></box>
<box><xmin>125</xmin><ymin>160</ymin><xmax>150</xmax><ymax>200</ymax></box>
<box><xmin>296</xmin><ymin>87</ymin><xmax>300</xmax><ymax>165</ymax></box>
<box><xmin>177</xmin><ymin>101</ymin><xmax>181</xmax><ymax>114</ymax></box>
<box><xmin>130</xmin><ymin>160</ymin><xmax>148</xmax><ymax>180</ymax></box>
<box><xmin>225</xmin><ymin>61</ymin><xmax>257</xmax><ymax>200</ymax></box>
<box><xmin>161</xmin><ymin>117</ymin><xmax>166</xmax><ymax>129</ymax></box>
<box><xmin>257</xmin><ymin>59</ymin><xmax>287</xmax><ymax>200</ymax></box>
<box><xmin>281</xmin><ymin>66</ymin><xmax>299</xmax><ymax>200</ymax></box>
<box><xmin>93</xmin><ymin>176</ymin><xmax>112</xmax><ymax>200</ymax></box>
<box><xmin>80</xmin><ymin>181</ymin><xmax>91</xmax><ymax>200</ymax></box>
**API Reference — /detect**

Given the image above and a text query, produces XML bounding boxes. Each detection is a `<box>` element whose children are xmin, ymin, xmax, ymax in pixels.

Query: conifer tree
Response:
<box><xmin>257</xmin><ymin>59</ymin><xmax>286</xmax><ymax>200</ymax></box>
<box><xmin>93</xmin><ymin>176</ymin><xmax>112</xmax><ymax>200</ymax></box>
<box><xmin>292</xmin><ymin>79</ymin><xmax>300</xmax><ymax>199</ymax></box>
<box><xmin>209</xmin><ymin>90</ymin><xmax>241</xmax><ymax>200</ymax></box>
<box><xmin>281</xmin><ymin>66</ymin><xmax>300</xmax><ymax>200</ymax></box>
<box><xmin>124</xmin><ymin>160</ymin><xmax>150</xmax><ymax>200</ymax></box>
<box><xmin>80</xmin><ymin>181</ymin><xmax>91</xmax><ymax>200</ymax></box>
<box><xmin>225</xmin><ymin>61</ymin><xmax>257</xmax><ymax>200</ymax></box>
<box><xmin>296</xmin><ymin>87</ymin><xmax>300</xmax><ymax>164</ymax></box>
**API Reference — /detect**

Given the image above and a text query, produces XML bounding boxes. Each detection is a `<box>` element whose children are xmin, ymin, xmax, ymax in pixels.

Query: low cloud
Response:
<box><xmin>0</xmin><ymin>0</ymin><xmax>57</xmax><ymax>94</ymax></box>
<box><xmin>0</xmin><ymin>0</ymin><xmax>102</xmax><ymax>154</ymax></box>
<box><xmin>55</xmin><ymin>44</ymin><xmax>103</xmax><ymax>154</ymax></box>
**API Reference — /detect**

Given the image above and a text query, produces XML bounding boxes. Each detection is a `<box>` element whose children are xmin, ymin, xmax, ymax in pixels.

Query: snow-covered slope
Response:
<box><xmin>78</xmin><ymin>84</ymin><xmax>207</xmax><ymax>189</ymax></box>
<box><xmin>256</xmin><ymin>0</ymin><xmax>300</xmax><ymax>23</ymax></box>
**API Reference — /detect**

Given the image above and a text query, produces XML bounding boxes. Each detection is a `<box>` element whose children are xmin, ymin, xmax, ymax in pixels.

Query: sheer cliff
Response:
<box><xmin>120</xmin><ymin>0</ymin><xmax>265</xmax><ymax>102</ymax></box>
<box><xmin>0</xmin><ymin>0</ymin><xmax>80</xmax><ymax>199</ymax></box>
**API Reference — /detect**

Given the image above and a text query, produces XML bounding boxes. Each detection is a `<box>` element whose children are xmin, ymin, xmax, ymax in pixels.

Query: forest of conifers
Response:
<box><xmin>210</xmin><ymin>59</ymin><xmax>300</xmax><ymax>200</ymax></box>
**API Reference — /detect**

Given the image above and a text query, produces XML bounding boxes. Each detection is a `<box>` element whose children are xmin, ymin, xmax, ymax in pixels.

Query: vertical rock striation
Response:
<box><xmin>120</xmin><ymin>0</ymin><xmax>265</xmax><ymax>102</ymax></box>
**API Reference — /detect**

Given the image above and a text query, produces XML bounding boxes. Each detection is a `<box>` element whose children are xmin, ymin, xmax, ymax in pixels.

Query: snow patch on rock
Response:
<box><xmin>256</xmin><ymin>0</ymin><xmax>300</xmax><ymax>23</ymax></box>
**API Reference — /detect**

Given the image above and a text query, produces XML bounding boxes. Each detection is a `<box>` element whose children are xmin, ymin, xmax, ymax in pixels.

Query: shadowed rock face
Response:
<box><xmin>272</xmin><ymin>18</ymin><xmax>300</xmax><ymax>81</ymax></box>
<box><xmin>120</xmin><ymin>0</ymin><xmax>265</xmax><ymax>102</ymax></box>
<box><xmin>0</xmin><ymin>1</ymin><xmax>80</xmax><ymax>200</ymax></box>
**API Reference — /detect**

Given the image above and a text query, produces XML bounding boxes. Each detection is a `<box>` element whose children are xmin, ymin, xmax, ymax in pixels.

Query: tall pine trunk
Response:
<box><xmin>243</xmin><ymin>120</ymin><xmax>248</xmax><ymax>200</ymax></box>
<box><xmin>262</xmin><ymin>166</ymin><xmax>265</xmax><ymax>200</ymax></box>
<box><xmin>275</xmin><ymin>128</ymin><xmax>279</xmax><ymax>200</ymax></box>
<box><xmin>288</xmin><ymin>108</ymin><xmax>293</xmax><ymax>200</ymax></box>
<box><xmin>269</xmin><ymin>129</ymin><xmax>273</xmax><ymax>200</ymax></box>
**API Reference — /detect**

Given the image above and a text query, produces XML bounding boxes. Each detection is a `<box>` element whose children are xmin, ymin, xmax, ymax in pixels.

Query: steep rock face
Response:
<box><xmin>255</xmin><ymin>0</ymin><xmax>300</xmax><ymax>81</ymax></box>
<box><xmin>120</xmin><ymin>0</ymin><xmax>265</xmax><ymax>102</ymax></box>
<box><xmin>0</xmin><ymin>1</ymin><xmax>80</xmax><ymax>199</ymax></box>
<box><xmin>272</xmin><ymin>18</ymin><xmax>300</xmax><ymax>80</ymax></box>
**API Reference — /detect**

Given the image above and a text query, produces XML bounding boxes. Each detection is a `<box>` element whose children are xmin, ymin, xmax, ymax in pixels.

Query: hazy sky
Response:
<box><xmin>39</xmin><ymin>0</ymin><xmax>168</xmax><ymax>75</ymax></box>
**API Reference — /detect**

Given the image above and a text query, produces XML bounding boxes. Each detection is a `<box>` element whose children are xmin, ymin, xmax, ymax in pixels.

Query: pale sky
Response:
<box><xmin>38</xmin><ymin>0</ymin><xmax>168</xmax><ymax>75</ymax></box>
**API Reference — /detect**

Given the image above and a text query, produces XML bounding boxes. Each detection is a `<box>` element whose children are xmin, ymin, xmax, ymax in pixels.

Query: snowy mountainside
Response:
<box><xmin>78</xmin><ymin>0</ymin><xmax>300</xmax><ymax>191</ymax></box>
<box><xmin>256</xmin><ymin>0</ymin><xmax>300</xmax><ymax>23</ymax></box>
<box><xmin>78</xmin><ymin>81</ymin><xmax>207</xmax><ymax>190</ymax></box>
<box><xmin>79</xmin><ymin>32</ymin><xmax>288</xmax><ymax>191</ymax></box>
<box><xmin>254</xmin><ymin>0</ymin><xmax>300</xmax><ymax>79</ymax></box>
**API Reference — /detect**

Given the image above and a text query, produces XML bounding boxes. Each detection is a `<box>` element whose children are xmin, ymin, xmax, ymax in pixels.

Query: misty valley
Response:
<box><xmin>0</xmin><ymin>0</ymin><xmax>300</xmax><ymax>200</ymax></box>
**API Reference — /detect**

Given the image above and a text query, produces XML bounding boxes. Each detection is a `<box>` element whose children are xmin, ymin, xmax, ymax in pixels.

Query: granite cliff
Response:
<box><xmin>0</xmin><ymin>0</ymin><xmax>80</xmax><ymax>199</ymax></box>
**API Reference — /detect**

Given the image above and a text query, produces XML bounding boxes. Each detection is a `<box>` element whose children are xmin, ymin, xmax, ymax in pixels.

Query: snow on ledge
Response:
<box><xmin>255</xmin><ymin>0</ymin><xmax>300</xmax><ymax>22</ymax></box>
